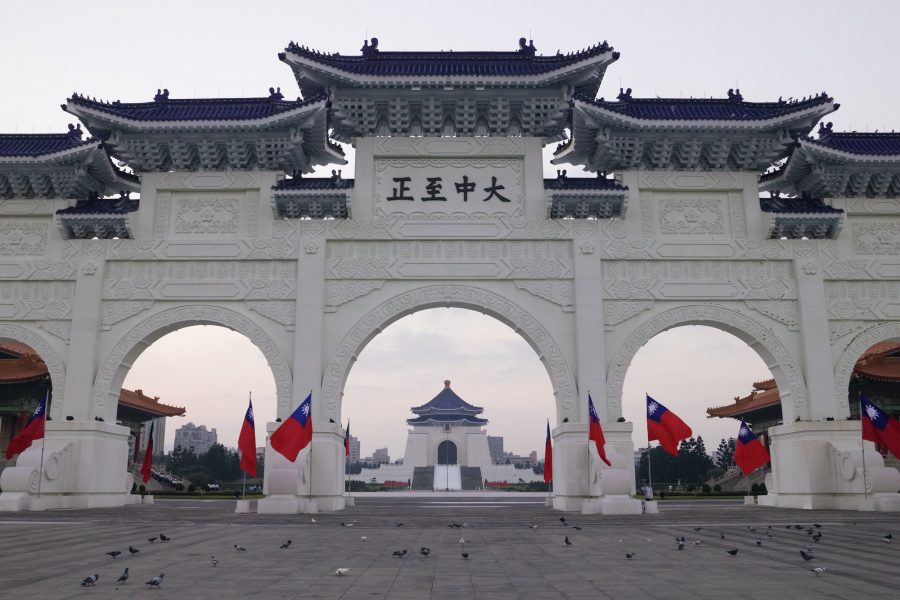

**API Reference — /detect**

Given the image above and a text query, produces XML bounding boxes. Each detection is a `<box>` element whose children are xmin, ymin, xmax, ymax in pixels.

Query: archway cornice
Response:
<box><xmin>605</xmin><ymin>303</ymin><xmax>809</xmax><ymax>422</ymax></box>
<box><xmin>92</xmin><ymin>304</ymin><xmax>292</xmax><ymax>418</ymax></box>
<box><xmin>320</xmin><ymin>284</ymin><xmax>577</xmax><ymax>421</ymax></box>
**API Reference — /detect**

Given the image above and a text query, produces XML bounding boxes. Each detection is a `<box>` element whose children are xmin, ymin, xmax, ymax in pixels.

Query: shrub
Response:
<box><xmin>758</xmin><ymin>483</ymin><xmax>768</xmax><ymax>495</ymax></box>
<box><xmin>188</xmin><ymin>483</ymin><xmax>196</xmax><ymax>493</ymax></box>
<box><xmin>138</xmin><ymin>484</ymin><xmax>147</xmax><ymax>496</ymax></box>
<box><xmin>131</xmin><ymin>482</ymin><xmax>137</xmax><ymax>494</ymax></box>
<box><xmin>750</xmin><ymin>482</ymin><xmax>761</xmax><ymax>495</ymax></box>
<box><xmin>713</xmin><ymin>484</ymin><xmax>721</xmax><ymax>492</ymax></box>
<box><xmin>701</xmin><ymin>484</ymin><xmax>712</xmax><ymax>494</ymax></box>
<box><xmin>686</xmin><ymin>485</ymin><xmax>695</xmax><ymax>492</ymax></box>
<box><xmin>174</xmin><ymin>482</ymin><xmax>184</xmax><ymax>492</ymax></box>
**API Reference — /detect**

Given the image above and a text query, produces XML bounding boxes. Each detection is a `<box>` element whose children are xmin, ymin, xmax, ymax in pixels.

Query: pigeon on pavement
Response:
<box><xmin>883</xmin><ymin>533</ymin><xmax>893</xmax><ymax>543</ymax></box>
<box><xmin>626</xmin><ymin>552</ymin><xmax>636</xmax><ymax>559</ymax></box>
<box><xmin>335</xmin><ymin>568</ymin><xmax>351</xmax><ymax>576</ymax></box>
<box><xmin>81</xmin><ymin>574</ymin><xmax>99</xmax><ymax>586</ymax></box>
<box><xmin>280</xmin><ymin>540</ymin><xmax>292</xmax><ymax>549</ymax></box>
<box><xmin>159</xmin><ymin>533</ymin><xmax>170</xmax><ymax>542</ymax></box>
<box><xmin>392</xmin><ymin>549</ymin><xmax>408</xmax><ymax>557</ymax></box>
<box><xmin>116</xmin><ymin>568</ymin><xmax>129</xmax><ymax>583</ymax></box>
<box><xmin>727</xmin><ymin>549</ymin><xmax>739</xmax><ymax>556</ymax></box>
<box><xmin>145</xmin><ymin>573</ymin><xmax>164</xmax><ymax>588</ymax></box>
<box><xmin>812</xmin><ymin>567</ymin><xmax>826</xmax><ymax>576</ymax></box>
<box><xmin>800</xmin><ymin>550</ymin><xmax>815</xmax><ymax>562</ymax></box>
<box><xmin>106</xmin><ymin>550</ymin><xmax>121</xmax><ymax>558</ymax></box>
<box><xmin>234</xmin><ymin>544</ymin><xmax>246</xmax><ymax>552</ymax></box>
<box><xmin>565</xmin><ymin>536</ymin><xmax>572</xmax><ymax>547</ymax></box>
<box><xmin>128</xmin><ymin>546</ymin><xmax>139</xmax><ymax>555</ymax></box>
<box><xmin>147</xmin><ymin>537</ymin><xmax>158</xmax><ymax>543</ymax></box>
<box><xmin>211</xmin><ymin>556</ymin><xmax>219</xmax><ymax>567</ymax></box>
<box><xmin>420</xmin><ymin>547</ymin><xmax>431</xmax><ymax>556</ymax></box>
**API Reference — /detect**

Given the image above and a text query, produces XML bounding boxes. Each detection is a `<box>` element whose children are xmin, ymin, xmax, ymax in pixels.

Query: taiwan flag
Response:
<box><xmin>588</xmin><ymin>394</ymin><xmax>611</xmax><ymax>467</ymax></box>
<box><xmin>4</xmin><ymin>393</ymin><xmax>47</xmax><ymax>459</ymax></box>
<box><xmin>734</xmin><ymin>420</ymin><xmax>770</xmax><ymax>475</ymax></box>
<box><xmin>344</xmin><ymin>420</ymin><xmax>351</xmax><ymax>457</ymax></box>
<box><xmin>861</xmin><ymin>394</ymin><xmax>900</xmax><ymax>460</ymax></box>
<box><xmin>141</xmin><ymin>421</ymin><xmax>154</xmax><ymax>483</ymax></box>
<box><xmin>646</xmin><ymin>395</ymin><xmax>692</xmax><ymax>457</ymax></box>
<box><xmin>238</xmin><ymin>397</ymin><xmax>257</xmax><ymax>477</ymax></box>
<box><xmin>543</xmin><ymin>420</ymin><xmax>553</xmax><ymax>483</ymax></box>
<box><xmin>270</xmin><ymin>393</ymin><xmax>313</xmax><ymax>462</ymax></box>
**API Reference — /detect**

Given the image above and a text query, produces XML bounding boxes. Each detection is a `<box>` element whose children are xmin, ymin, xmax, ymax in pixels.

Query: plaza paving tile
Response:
<box><xmin>0</xmin><ymin>496</ymin><xmax>898</xmax><ymax>599</ymax></box>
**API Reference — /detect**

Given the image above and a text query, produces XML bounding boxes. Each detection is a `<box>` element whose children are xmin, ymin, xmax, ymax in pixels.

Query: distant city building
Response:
<box><xmin>372</xmin><ymin>447</ymin><xmax>390</xmax><ymax>465</ymax></box>
<box><xmin>348</xmin><ymin>436</ymin><xmax>360</xmax><ymax>463</ymax></box>
<box><xmin>487</xmin><ymin>436</ymin><xmax>504</xmax><ymax>464</ymax></box>
<box><xmin>502</xmin><ymin>451</ymin><xmax>538</xmax><ymax>466</ymax></box>
<box><xmin>174</xmin><ymin>422</ymin><xmax>218</xmax><ymax>454</ymax></box>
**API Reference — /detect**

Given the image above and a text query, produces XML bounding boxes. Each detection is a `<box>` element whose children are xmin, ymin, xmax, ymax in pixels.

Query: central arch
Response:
<box><xmin>321</xmin><ymin>284</ymin><xmax>577</xmax><ymax>422</ymax></box>
<box><xmin>606</xmin><ymin>304</ymin><xmax>810</xmax><ymax>423</ymax></box>
<box><xmin>92</xmin><ymin>304</ymin><xmax>293</xmax><ymax>421</ymax></box>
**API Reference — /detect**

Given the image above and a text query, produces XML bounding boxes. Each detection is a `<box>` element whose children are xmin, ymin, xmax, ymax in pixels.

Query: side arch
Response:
<box><xmin>0</xmin><ymin>324</ymin><xmax>66</xmax><ymax>421</ymax></box>
<box><xmin>605</xmin><ymin>304</ymin><xmax>809</xmax><ymax>422</ymax></box>
<box><xmin>834</xmin><ymin>321</ymin><xmax>900</xmax><ymax>417</ymax></box>
<box><xmin>320</xmin><ymin>284</ymin><xmax>577</xmax><ymax>422</ymax></box>
<box><xmin>92</xmin><ymin>304</ymin><xmax>292</xmax><ymax>420</ymax></box>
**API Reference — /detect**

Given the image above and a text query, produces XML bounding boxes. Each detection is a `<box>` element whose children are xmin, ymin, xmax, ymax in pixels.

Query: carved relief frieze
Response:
<box><xmin>601</xmin><ymin>261</ymin><xmax>795</xmax><ymax>300</ymax></box>
<box><xmin>826</xmin><ymin>281</ymin><xmax>900</xmax><ymax>320</ymax></box>
<box><xmin>0</xmin><ymin>281</ymin><xmax>74</xmax><ymax>320</ymax></box>
<box><xmin>0</xmin><ymin>260</ymin><xmax>77</xmax><ymax>280</ymax></box>
<box><xmin>514</xmin><ymin>281</ymin><xmax>575</xmax><ymax>311</ymax></box>
<box><xmin>156</xmin><ymin>171</ymin><xmax>260</xmax><ymax>190</ymax></box>
<box><xmin>828</xmin><ymin>320</ymin><xmax>869</xmax><ymax>343</ymax></box>
<box><xmin>0</xmin><ymin>222</ymin><xmax>48</xmax><ymax>256</ymax></box>
<box><xmin>658</xmin><ymin>198</ymin><xmax>726</xmax><ymax>235</ymax></box>
<box><xmin>603</xmin><ymin>300</ymin><xmax>654</xmax><ymax>329</ymax></box>
<box><xmin>729</xmin><ymin>195</ymin><xmax>747</xmax><ymax>239</ymax></box>
<box><xmin>638</xmin><ymin>171</ymin><xmax>741</xmax><ymax>190</ymax></box>
<box><xmin>36</xmin><ymin>320</ymin><xmax>71</xmax><ymax>341</ymax></box>
<box><xmin>744</xmin><ymin>300</ymin><xmax>799</xmax><ymax>330</ymax></box>
<box><xmin>373</xmin><ymin>137</ymin><xmax>526</xmax><ymax>157</ymax></box>
<box><xmin>853</xmin><ymin>222</ymin><xmax>900</xmax><ymax>255</ymax></box>
<box><xmin>174</xmin><ymin>197</ymin><xmax>240</xmax><ymax>234</ymax></box>
<box><xmin>324</xmin><ymin>215</ymin><xmax>573</xmax><ymax>241</ymax></box>
<box><xmin>844</xmin><ymin>198</ymin><xmax>900</xmax><ymax>215</ymax></box>
<box><xmin>324</xmin><ymin>280</ymin><xmax>385</xmax><ymax>311</ymax></box>
<box><xmin>101</xmin><ymin>301</ymin><xmax>155</xmax><ymax>329</ymax></box>
<box><xmin>245</xmin><ymin>301</ymin><xmax>296</xmax><ymax>330</ymax></box>
<box><xmin>326</xmin><ymin>241</ymin><xmax>572</xmax><ymax>280</ymax></box>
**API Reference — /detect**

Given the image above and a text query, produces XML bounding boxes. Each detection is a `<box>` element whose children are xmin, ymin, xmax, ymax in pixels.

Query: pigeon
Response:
<box><xmin>106</xmin><ymin>550</ymin><xmax>121</xmax><ymax>558</ymax></box>
<box><xmin>677</xmin><ymin>540</ymin><xmax>685</xmax><ymax>550</ymax></box>
<box><xmin>341</xmin><ymin>522</ymin><xmax>354</xmax><ymax>527</ymax></box>
<box><xmin>692</xmin><ymin>540</ymin><xmax>702</xmax><ymax>546</ymax></box>
<box><xmin>81</xmin><ymin>574</ymin><xmax>99</xmax><ymax>586</ymax></box>
<box><xmin>559</xmin><ymin>517</ymin><xmax>567</xmax><ymax>524</ymax></box>
<box><xmin>211</xmin><ymin>556</ymin><xmax>218</xmax><ymax>568</ymax></box>
<box><xmin>572</xmin><ymin>526</ymin><xmax>583</xmax><ymax>531</ymax></box>
<box><xmin>747</xmin><ymin>526</ymin><xmax>758</xmax><ymax>532</ymax></box>
<box><xmin>449</xmin><ymin>522</ymin><xmax>463</xmax><ymax>528</ymax></box>
<box><xmin>767</xmin><ymin>532</ymin><xmax>774</xmax><ymax>538</ymax></box>
<box><xmin>812</xmin><ymin>532</ymin><xmax>822</xmax><ymax>542</ymax></box>
<box><xmin>392</xmin><ymin>549</ymin><xmax>408</xmax><ymax>557</ymax></box>
<box><xmin>116</xmin><ymin>568</ymin><xmax>129</xmax><ymax>583</ymax></box>
<box><xmin>360</xmin><ymin>536</ymin><xmax>368</xmax><ymax>541</ymax></box>
<box><xmin>280</xmin><ymin>540</ymin><xmax>292</xmax><ymax>549</ymax></box>
<box><xmin>727</xmin><ymin>549</ymin><xmax>738</xmax><ymax>557</ymax></box>
<box><xmin>234</xmin><ymin>544</ymin><xmax>246</xmax><ymax>552</ymax></box>
<box><xmin>692</xmin><ymin>527</ymin><xmax>703</xmax><ymax>532</ymax></box>
<box><xmin>720</xmin><ymin>533</ymin><xmax>725</xmax><ymax>541</ymax></box>
<box><xmin>883</xmin><ymin>534</ymin><xmax>893</xmax><ymax>543</ymax></box>
<box><xmin>756</xmin><ymin>539</ymin><xmax>762</xmax><ymax>546</ymax></box>
<box><xmin>335</xmin><ymin>568</ymin><xmax>351</xmax><ymax>576</ymax></box>
<box><xmin>461</xmin><ymin>551</ymin><xmax>469</xmax><ymax>559</ymax></box>
<box><xmin>147</xmin><ymin>537</ymin><xmax>158</xmax><ymax>544</ymax></box>
<box><xmin>564</xmin><ymin>536</ymin><xmax>573</xmax><ymax>547</ymax></box>
<box><xmin>793</xmin><ymin>525</ymin><xmax>804</xmax><ymax>530</ymax></box>
<box><xmin>420</xmin><ymin>547</ymin><xmax>431</xmax><ymax>556</ymax></box>
<box><xmin>529</xmin><ymin>525</ymin><xmax>539</xmax><ymax>529</ymax></box>
<box><xmin>396</xmin><ymin>523</ymin><xmax>404</xmax><ymax>527</ymax></box>
<box><xmin>310</xmin><ymin>518</ymin><xmax>317</xmax><ymax>523</ymax></box>
<box><xmin>812</xmin><ymin>567</ymin><xmax>826</xmax><ymax>576</ymax></box>
<box><xmin>458</xmin><ymin>537</ymin><xmax>466</xmax><ymax>545</ymax></box>
<box><xmin>128</xmin><ymin>546</ymin><xmax>139</xmax><ymax>555</ymax></box>
<box><xmin>813</xmin><ymin>524</ymin><xmax>822</xmax><ymax>529</ymax></box>
<box><xmin>800</xmin><ymin>550</ymin><xmax>814</xmax><ymax>562</ymax></box>
<box><xmin>145</xmin><ymin>573</ymin><xmax>164</xmax><ymax>588</ymax></box>
<box><xmin>626</xmin><ymin>552</ymin><xmax>636</xmax><ymax>559</ymax></box>
<box><xmin>159</xmin><ymin>533</ymin><xmax>170</xmax><ymax>542</ymax></box>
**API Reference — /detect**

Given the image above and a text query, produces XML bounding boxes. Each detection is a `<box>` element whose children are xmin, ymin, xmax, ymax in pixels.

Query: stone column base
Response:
<box><xmin>344</xmin><ymin>496</ymin><xmax>356</xmax><ymax>507</ymax></box>
<box><xmin>312</xmin><ymin>495</ymin><xmax>345</xmax><ymax>511</ymax></box>
<box><xmin>743</xmin><ymin>496</ymin><xmax>757</xmax><ymax>505</ymax></box>
<box><xmin>582</xmin><ymin>495</ymin><xmax>643</xmax><ymax>515</ymax></box>
<box><xmin>257</xmin><ymin>495</ymin><xmax>317</xmax><ymax>514</ymax></box>
<box><xmin>235</xmin><ymin>499</ymin><xmax>251</xmax><ymax>513</ymax></box>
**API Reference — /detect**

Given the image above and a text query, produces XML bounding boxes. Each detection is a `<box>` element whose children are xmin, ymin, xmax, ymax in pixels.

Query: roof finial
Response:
<box><xmin>268</xmin><ymin>86</ymin><xmax>284</xmax><ymax>100</ymax></box>
<box><xmin>444</xmin><ymin>380</ymin><xmax>451</xmax><ymax>388</ymax></box>
<box><xmin>154</xmin><ymin>88</ymin><xmax>169</xmax><ymax>103</ymax></box>
<box><xmin>818</xmin><ymin>121</ymin><xmax>834</xmax><ymax>139</ymax></box>
<box><xmin>67</xmin><ymin>123</ymin><xmax>83</xmax><ymax>140</ymax></box>
<box><xmin>617</xmin><ymin>87</ymin><xmax>632</xmax><ymax>101</ymax></box>
<box><xmin>518</xmin><ymin>37</ymin><xmax>537</xmax><ymax>56</ymax></box>
<box><xmin>362</xmin><ymin>37</ymin><xmax>379</xmax><ymax>57</ymax></box>
<box><xmin>727</xmin><ymin>88</ymin><xmax>743</xmax><ymax>102</ymax></box>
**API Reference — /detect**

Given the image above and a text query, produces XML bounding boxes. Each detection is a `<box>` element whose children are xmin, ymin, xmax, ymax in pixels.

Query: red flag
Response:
<box><xmin>4</xmin><ymin>393</ymin><xmax>47</xmax><ymax>459</ymax></box>
<box><xmin>141</xmin><ymin>421</ymin><xmax>154</xmax><ymax>484</ymax></box>
<box><xmin>646</xmin><ymin>395</ymin><xmax>692</xmax><ymax>456</ymax></box>
<box><xmin>344</xmin><ymin>420</ymin><xmax>351</xmax><ymax>457</ymax></box>
<box><xmin>543</xmin><ymin>420</ymin><xmax>553</xmax><ymax>483</ymax></box>
<box><xmin>588</xmin><ymin>394</ymin><xmax>612</xmax><ymax>466</ymax></box>
<box><xmin>733</xmin><ymin>420</ymin><xmax>770</xmax><ymax>475</ymax></box>
<box><xmin>270</xmin><ymin>393</ymin><xmax>313</xmax><ymax>462</ymax></box>
<box><xmin>861</xmin><ymin>394</ymin><xmax>900</xmax><ymax>460</ymax></box>
<box><xmin>238</xmin><ymin>397</ymin><xmax>257</xmax><ymax>477</ymax></box>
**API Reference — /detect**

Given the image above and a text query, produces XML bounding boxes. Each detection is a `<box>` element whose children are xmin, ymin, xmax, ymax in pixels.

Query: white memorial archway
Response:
<box><xmin>1</xmin><ymin>37</ymin><xmax>899</xmax><ymax>512</ymax></box>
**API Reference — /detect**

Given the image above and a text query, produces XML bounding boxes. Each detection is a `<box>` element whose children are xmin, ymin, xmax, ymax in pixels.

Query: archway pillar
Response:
<box><xmin>550</xmin><ymin>423</ymin><xmax>590</xmax><ymax>511</ymax></box>
<box><xmin>759</xmin><ymin>421</ymin><xmax>900</xmax><ymax>511</ymax></box>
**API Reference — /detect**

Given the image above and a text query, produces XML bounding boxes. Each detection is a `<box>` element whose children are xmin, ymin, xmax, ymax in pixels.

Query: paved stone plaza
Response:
<box><xmin>1</xmin><ymin>496</ymin><xmax>898</xmax><ymax>599</ymax></box>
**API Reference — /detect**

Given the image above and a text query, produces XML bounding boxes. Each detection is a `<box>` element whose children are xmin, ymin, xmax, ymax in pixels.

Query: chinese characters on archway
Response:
<box><xmin>386</xmin><ymin>175</ymin><xmax>510</xmax><ymax>202</ymax></box>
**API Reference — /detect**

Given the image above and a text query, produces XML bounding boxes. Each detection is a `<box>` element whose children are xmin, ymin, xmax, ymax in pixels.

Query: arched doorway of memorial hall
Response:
<box><xmin>0</xmin><ymin>337</ymin><xmax>57</xmax><ymax>477</ymax></box>
<box><xmin>616</xmin><ymin>323</ymin><xmax>781</xmax><ymax>496</ymax></box>
<box><xmin>107</xmin><ymin>323</ymin><xmax>280</xmax><ymax>496</ymax></box>
<box><xmin>341</xmin><ymin>308</ymin><xmax>556</xmax><ymax>494</ymax></box>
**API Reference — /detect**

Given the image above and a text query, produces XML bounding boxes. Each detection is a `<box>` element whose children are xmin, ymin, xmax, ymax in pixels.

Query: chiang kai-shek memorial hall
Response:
<box><xmin>0</xmin><ymin>36</ymin><xmax>899</xmax><ymax>513</ymax></box>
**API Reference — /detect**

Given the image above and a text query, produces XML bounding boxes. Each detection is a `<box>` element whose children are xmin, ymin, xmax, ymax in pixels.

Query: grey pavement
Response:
<box><xmin>0</xmin><ymin>496</ymin><xmax>898</xmax><ymax>599</ymax></box>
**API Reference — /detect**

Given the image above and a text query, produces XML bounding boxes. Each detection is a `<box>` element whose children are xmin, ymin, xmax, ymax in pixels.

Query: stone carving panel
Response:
<box><xmin>174</xmin><ymin>197</ymin><xmax>240</xmax><ymax>234</ymax></box>
<box><xmin>826</xmin><ymin>281</ymin><xmax>900</xmax><ymax>320</ymax></box>
<box><xmin>0</xmin><ymin>282</ymin><xmax>74</xmax><ymax>320</ymax></box>
<box><xmin>833</xmin><ymin>322</ymin><xmax>900</xmax><ymax>416</ymax></box>
<box><xmin>658</xmin><ymin>198</ymin><xmax>726</xmax><ymax>235</ymax></box>
<box><xmin>606</xmin><ymin>304</ymin><xmax>808</xmax><ymax>419</ymax></box>
<box><xmin>744</xmin><ymin>300</ymin><xmax>799</xmax><ymax>330</ymax></box>
<box><xmin>326</xmin><ymin>241</ymin><xmax>572</xmax><ymax>280</ymax></box>
<box><xmin>514</xmin><ymin>281</ymin><xmax>575</xmax><ymax>312</ymax></box>
<box><xmin>603</xmin><ymin>301</ymin><xmax>654</xmax><ymax>329</ymax></box>
<box><xmin>101</xmin><ymin>301</ymin><xmax>155</xmax><ymax>329</ymax></box>
<box><xmin>324</xmin><ymin>281</ymin><xmax>386</xmax><ymax>311</ymax></box>
<box><xmin>321</xmin><ymin>285</ymin><xmax>577</xmax><ymax>419</ymax></box>
<box><xmin>245</xmin><ymin>301</ymin><xmax>296</xmax><ymax>330</ymax></box>
<box><xmin>853</xmin><ymin>222</ymin><xmax>900</xmax><ymax>255</ymax></box>
<box><xmin>828</xmin><ymin>321</ymin><xmax>869</xmax><ymax>343</ymax></box>
<box><xmin>0</xmin><ymin>222</ymin><xmax>48</xmax><ymax>256</ymax></box>
<box><xmin>36</xmin><ymin>321</ymin><xmax>71</xmax><ymax>342</ymax></box>
<box><xmin>93</xmin><ymin>305</ymin><xmax>292</xmax><ymax>415</ymax></box>
<box><xmin>373</xmin><ymin>137</ymin><xmax>525</xmax><ymax>157</ymax></box>
<box><xmin>0</xmin><ymin>324</ymin><xmax>65</xmax><ymax>420</ymax></box>
<box><xmin>156</xmin><ymin>171</ymin><xmax>260</xmax><ymax>190</ymax></box>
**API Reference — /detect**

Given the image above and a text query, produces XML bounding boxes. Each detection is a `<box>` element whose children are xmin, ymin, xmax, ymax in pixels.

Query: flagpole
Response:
<box><xmin>586</xmin><ymin>392</ymin><xmax>591</xmax><ymax>501</ymax></box>
<box><xmin>647</xmin><ymin>443</ymin><xmax>653</xmax><ymax>493</ymax></box>
<box><xmin>859</xmin><ymin>391</ymin><xmax>869</xmax><ymax>499</ymax></box>
<box><xmin>35</xmin><ymin>391</ymin><xmax>49</xmax><ymax>510</ymax></box>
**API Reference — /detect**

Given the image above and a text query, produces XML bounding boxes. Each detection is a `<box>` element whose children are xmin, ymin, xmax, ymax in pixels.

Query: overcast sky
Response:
<box><xmin>3</xmin><ymin>1</ymin><xmax>896</xmax><ymax>456</ymax></box>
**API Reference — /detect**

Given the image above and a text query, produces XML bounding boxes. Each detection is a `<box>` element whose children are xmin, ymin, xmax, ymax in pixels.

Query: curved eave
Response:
<box><xmin>0</xmin><ymin>140</ymin><xmax>98</xmax><ymax>165</ymax></box>
<box><xmin>406</xmin><ymin>417</ymin><xmax>488</xmax><ymax>426</ymax></box>
<box><xmin>281</xmin><ymin>50</ymin><xmax>618</xmax><ymax>92</ymax></box>
<box><xmin>411</xmin><ymin>406</ymin><xmax>484</xmax><ymax>415</ymax></box>
<box><xmin>63</xmin><ymin>98</ymin><xmax>330</xmax><ymax>134</ymax></box>
<box><xmin>800</xmin><ymin>139</ymin><xmax>900</xmax><ymax>164</ymax></box>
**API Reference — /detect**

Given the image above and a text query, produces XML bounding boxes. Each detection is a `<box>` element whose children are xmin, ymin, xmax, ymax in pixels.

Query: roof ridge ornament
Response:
<box><xmin>727</xmin><ymin>88</ymin><xmax>743</xmax><ymax>102</ymax></box>
<box><xmin>268</xmin><ymin>86</ymin><xmax>284</xmax><ymax>100</ymax></box>
<box><xmin>361</xmin><ymin>37</ymin><xmax>379</xmax><ymax>58</ymax></box>
<box><xmin>67</xmin><ymin>123</ymin><xmax>83</xmax><ymax>140</ymax></box>
<box><xmin>154</xmin><ymin>88</ymin><xmax>169</xmax><ymax>103</ymax></box>
<box><xmin>818</xmin><ymin>121</ymin><xmax>834</xmax><ymax>140</ymax></box>
<box><xmin>617</xmin><ymin>87</ymin><xmax>632</xmax><ymax>101</ymax></box>
<box><xmin>517</xmin><ymin>37</ymin><xmax>537</xmax><ymax>56</ymax></box>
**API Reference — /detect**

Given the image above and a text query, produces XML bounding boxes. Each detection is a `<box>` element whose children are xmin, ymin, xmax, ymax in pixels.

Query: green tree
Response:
<box><xmin>716</xmin><ymin>437</ymin><xmax>736</xmax><ymax>469</ymax></box>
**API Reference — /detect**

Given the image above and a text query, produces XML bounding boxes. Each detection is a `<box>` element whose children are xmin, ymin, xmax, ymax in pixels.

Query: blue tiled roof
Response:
<box><xmin>544</xmin><ymin>175</ymin><xmax>627</xmax><ymax>191</ymax></box>
<box><xmin>406</xmin><ymin>414</ymin><xmax>489</xmax><ymax>426</ymax></box>
<box><xmin>0</xmin><ymin>127</ymin><xmax>93</xmax><ymax>158</ymax></box>
<box><xmin>759</xmin><ymin>195</ymin><xmax>843</xmax><ymax>214</ymax></box>
<box><xmin>274</xmin><ymin>176</ymin><xmax>354</xmax><ymax>191</ymax></box>
<box><xmin>283</xmin><ymin>40</ymin><xmax>616</xmax><ymax>78</ymax></box>
<box><xmin>411</xmin><ymin>383</ymin><xmax>483</xmax><ymax>415</ymax></box>
<box><xmin>57</xmin><ymin>194</ymin><xmax>139</xmax><ymax>215</ymax></box>
<box><xmin>809</xmin><ymin>131</ymin><xmax>900</xmax><ymax>156</ymax></box>
<box><xmin>65</xmin><ymin>92</ymin><xmax>328</xmax><ymax>122</ymax></box>
<box><xmin>576</xmin><ymin>91</ymin><xmax>836</xmax><ymax>121</ymax></box>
